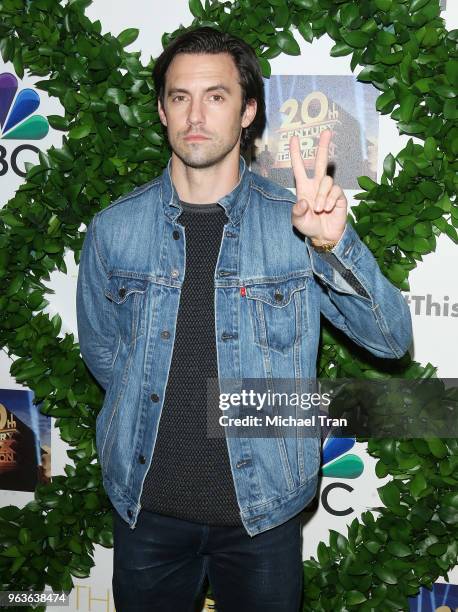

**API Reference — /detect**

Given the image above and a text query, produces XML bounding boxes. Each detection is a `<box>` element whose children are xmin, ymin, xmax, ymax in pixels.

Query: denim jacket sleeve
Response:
<box><xmin>317</xmin><ymin>251</ymin><xmax>370</xmax><ymax>298</ymax></box>
<box><xmin>76</xmin><ymin>215</ymin><xmax>117</xmax><ymax>390</ymax></box>
<box><xmin>305</xmin><ymin>222</ymin><xmax>413</xmax><ymax>359</ymax></box>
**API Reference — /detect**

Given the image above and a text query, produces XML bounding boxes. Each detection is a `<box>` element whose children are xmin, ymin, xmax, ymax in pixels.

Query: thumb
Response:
<box><xmin>292</xmin><ymin>198</ymin><xmax>309</xmax><ymax>218</ymax></box>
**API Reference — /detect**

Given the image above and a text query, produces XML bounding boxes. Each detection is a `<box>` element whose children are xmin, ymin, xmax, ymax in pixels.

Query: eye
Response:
<box><xmin>172</xmin><ymin>95</ymin><xmax>186</xmax><ymax>102</ymax></box>
<box><xmin>209</xmin><ymin>94</ymin><xmax>224</xmax><ymax>102</ymax></box>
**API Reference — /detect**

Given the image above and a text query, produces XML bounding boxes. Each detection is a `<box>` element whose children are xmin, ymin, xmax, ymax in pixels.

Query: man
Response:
<box><xmin>76</xmin><ymin>26</ymin><xmax>412</xmax><ymax>612</ymax></box>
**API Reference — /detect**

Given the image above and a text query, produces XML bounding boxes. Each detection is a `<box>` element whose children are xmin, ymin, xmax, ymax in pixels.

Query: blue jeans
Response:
<box><xmin>112</xmin><ymin>509</ymin><xmax>304</xmax><ymax>611</ymax></box>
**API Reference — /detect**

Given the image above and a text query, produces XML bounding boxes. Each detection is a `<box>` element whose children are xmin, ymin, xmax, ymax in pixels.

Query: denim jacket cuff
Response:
<box><xmin>305</xmin><ymin>223</ymin><xmax>367</xmax><ymax>297</ymax></box>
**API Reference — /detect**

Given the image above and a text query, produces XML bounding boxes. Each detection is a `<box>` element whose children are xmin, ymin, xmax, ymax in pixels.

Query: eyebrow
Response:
<box><xmin>167</xmin><ymin>84</ymin><xmax>231</xmax><ymax>97</ymax></box>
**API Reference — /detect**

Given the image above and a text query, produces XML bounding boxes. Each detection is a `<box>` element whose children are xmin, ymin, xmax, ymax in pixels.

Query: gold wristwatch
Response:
<box><xmin>310</xmin><ymin>240</ymin><xmax>338</xmax><ymax>252</ymax></box>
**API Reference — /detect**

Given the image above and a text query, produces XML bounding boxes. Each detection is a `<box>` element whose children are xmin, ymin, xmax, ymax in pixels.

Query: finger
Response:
<box><xmin>289</xmin><ymin>135</ymin><xmax>309</xmax><ymax>197</ymax></box>
<box><xmin>335</xmin><ymin>194</ymin><xmax>347</xmax><ymax>209</ymax></box>
<box><xmin>314</xmin><ymin>129</ymin><xmax>332</xmax><ymax>181</ymax></box>
<box><xmin>291</xmin><ymin>198</ymin><xmax>310</xmax><ymax>219</ymax></box>
<box><xmin>314</xmin><ymin>175</ymin><xmax>333</xmax><ymax>212</ymax></box>
<box><xmin>323</xmin><ymin>185</ymin><xmax>344</xmax><ymax>212</ymax></box>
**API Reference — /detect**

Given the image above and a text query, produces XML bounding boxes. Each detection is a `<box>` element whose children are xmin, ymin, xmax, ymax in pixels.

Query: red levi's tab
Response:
<box><xmin>240</xmin><ymin>286</ymin><xmax>246</xmax><ymax>297</ymax></box>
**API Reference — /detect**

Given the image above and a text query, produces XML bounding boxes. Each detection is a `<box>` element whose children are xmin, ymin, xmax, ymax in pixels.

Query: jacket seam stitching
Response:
<box><xmin>371</xmin><ymin>303</ymin><xmax>403</xmax><ymax>358</ymax></box>
<box><xmin>237</xmin><ymin>177</ymin><xmax>253</xmax><ymax>224</ymax></box>
<box><xmin>91</xmin><ymin>215</ymin><xmax>110</xmax><ymax>277</ymax></box>
<box><xmin>96</xmin><ymin>179</ymin><xmax>161</xmax><ymax>216</ymax></box>
<box><xmin>251</xmin><ymin>184</ymin><xmax>296</xmax><ymax>204</ymax></box>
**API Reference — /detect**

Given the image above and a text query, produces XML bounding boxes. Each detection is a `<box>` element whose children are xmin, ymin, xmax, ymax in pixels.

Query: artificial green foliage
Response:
<box><xmin>0</xmin><ymin>0</ymin><xmax>456</xmax><ymax>609</ymax></box>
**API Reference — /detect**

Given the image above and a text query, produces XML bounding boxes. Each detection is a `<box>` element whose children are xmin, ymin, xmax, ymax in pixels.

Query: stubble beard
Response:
<box><xmin>169</xmin><ymin>128</ymin><xmax>242</xmax><ymax>169</ymax></box>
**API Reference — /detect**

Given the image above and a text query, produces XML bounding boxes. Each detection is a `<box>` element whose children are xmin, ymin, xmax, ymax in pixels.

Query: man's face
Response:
<box><xmin>158</xmin><ymin>52</ymin><xmax>257</xmax><ymax>169</ymax></box>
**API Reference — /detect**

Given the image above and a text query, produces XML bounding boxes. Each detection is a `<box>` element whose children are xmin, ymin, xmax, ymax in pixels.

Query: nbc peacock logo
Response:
<box><xmin>322</xmin><ymin>437</ymin><xmax>364</xmax><ymax>479</ymax></box>
<box><xmin>320</xmin><ymin>437</ymin><xmax>364</xmax><ymax>516</ymax></box>
<box><xmin>0</xmin><ymin>72</ymin><xmax>49</xmax><ymax>140</ymax></box>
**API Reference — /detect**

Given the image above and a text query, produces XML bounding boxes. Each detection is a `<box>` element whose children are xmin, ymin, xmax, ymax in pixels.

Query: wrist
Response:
<box><xmin>309</xmin><ymin>225</ymin><xmax>346</xmax><ymax>252</ymax></box>
<box><xmin>310</xmin><ymin>238</ymin><xmax>338</xmax><ymax>252</ymax></box>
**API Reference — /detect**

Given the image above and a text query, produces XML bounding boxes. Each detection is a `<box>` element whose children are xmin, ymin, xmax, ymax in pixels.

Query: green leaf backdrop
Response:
<box><xmin>0</xmin><ymin>0</ymin><xmax>457</xmax><ymax>609</ymax></box>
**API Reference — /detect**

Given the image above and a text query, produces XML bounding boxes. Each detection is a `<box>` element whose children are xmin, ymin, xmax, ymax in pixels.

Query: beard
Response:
<box><xmin>168</xmin><ymin>127</ymin><xmax>242</xmax><ymax>169</ymax></box>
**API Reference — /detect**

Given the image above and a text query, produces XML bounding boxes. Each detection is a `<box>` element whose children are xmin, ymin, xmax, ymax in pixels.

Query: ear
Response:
<box><xmin>241</xmin><ymin>98</ymin><xmax>257</xmax><ymax>129</ymax></box>
<box><xmin>158</xmin><ymin>99</ymin><xmax>168</xmax><ymax>127</ymax></box>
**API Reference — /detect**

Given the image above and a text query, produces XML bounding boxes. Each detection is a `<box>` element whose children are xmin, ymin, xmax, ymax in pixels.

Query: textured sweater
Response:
<box><xmin>140</xmin><ymin>200</ymin><xmax>243</xmax><ymax>525</ymax></box>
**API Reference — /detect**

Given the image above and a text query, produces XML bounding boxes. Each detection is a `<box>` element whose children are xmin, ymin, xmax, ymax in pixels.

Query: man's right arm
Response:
<box><xmin>76</xmin><ymin>215</ymin><xmax>117</xmax><ymax>391</ymax></box>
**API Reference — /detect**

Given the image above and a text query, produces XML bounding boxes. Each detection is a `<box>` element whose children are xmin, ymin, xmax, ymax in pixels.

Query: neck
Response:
<box><xmin>170</xmin><ymin>149</ymin><xmax>241</xmax><ymax>205</ymax></box>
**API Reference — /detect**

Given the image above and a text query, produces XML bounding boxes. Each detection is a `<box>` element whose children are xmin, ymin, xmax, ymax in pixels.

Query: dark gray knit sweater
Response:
<box><xmin>140</xmin><ymin>200</ymin><xmax>243</xmax><ymax>525</ymax></box>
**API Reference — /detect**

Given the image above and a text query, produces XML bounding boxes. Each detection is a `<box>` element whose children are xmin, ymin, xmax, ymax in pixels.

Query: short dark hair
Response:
<box><xmin>153</xmin><ymin>26</ymin><xmax>266</xmax><ymax>152</ymax></box>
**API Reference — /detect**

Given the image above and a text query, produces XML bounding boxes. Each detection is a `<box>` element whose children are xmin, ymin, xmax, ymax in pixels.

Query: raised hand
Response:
<box><xmin>290</xmin><ymin>129</ymin><xmax>347</xmax><ymax>247</ymax></box>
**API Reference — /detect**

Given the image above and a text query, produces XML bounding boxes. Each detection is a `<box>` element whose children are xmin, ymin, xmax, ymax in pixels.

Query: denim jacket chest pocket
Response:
<box><xmin>104</xmin><ymin>274</ymin><xmax>148</xmax><ymax>346</ymax></box>
<box><xmin>245</xmin><ymin>275</ymin><xmax>309</xmax><ymax>354</ymax></box>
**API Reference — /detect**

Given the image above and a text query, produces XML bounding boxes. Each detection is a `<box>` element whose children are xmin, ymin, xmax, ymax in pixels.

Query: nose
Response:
<box><xmin>187</xmin><ymin>98</ymin><xmax>205</xmax><ymax>127</ymax></box>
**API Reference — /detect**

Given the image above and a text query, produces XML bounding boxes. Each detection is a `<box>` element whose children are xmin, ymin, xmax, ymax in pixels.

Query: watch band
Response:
<box><xmin>310</xmin><ymin>240</ymin><xmax>338</xmax><ymax>252</ymax></box>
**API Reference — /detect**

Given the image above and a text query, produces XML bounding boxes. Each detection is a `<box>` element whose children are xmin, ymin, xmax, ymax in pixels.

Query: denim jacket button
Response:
<box><xmin>118</xmin><ymin>287</ymin><xmax>126</xmax><ymax>298</ymax></box>
<box><xmin>171</xmin><ymin>269</ymin><xmax>179</xmax><ymax>278</ymax></box>
<box><xmin>161</xmin><ymin>330</ymin><xmax>171</xmax><ymax>339</ymax></box>
<box><xmin>127</xmin><ymin>509</ymin><xmax>133</xmax><ymax>518</ymax></box>
<box><xmin>172</xmin><ymin>230</ymin><xmax>180</xmax><ymax>240</ymax></box>
<box><xmin>139</xmin><ymin>455</ymin><xmax>146</xmax><ymax>464</ymax></box>
<box><xmin>150</xmin><ymin>393</ymin><xmax>160</xmax><ymax>402</ymax></box>
<box><xmin>274</xmin><ymin>291</ymin><xmax>283</xmax><ymax>302</ymax></box>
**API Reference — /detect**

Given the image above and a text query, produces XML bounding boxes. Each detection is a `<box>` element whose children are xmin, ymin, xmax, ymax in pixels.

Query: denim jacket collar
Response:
<box><xmin>160</xmin><ymin>156</ymin><xmax>251</xmax><ymax>226</ymax></box>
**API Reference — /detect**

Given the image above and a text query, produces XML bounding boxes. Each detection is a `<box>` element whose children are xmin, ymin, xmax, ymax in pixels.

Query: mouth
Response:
<box><xmin>184</xmin><ymin>135</ymin><xmax>210</xmax><ymax>142</ymax></box>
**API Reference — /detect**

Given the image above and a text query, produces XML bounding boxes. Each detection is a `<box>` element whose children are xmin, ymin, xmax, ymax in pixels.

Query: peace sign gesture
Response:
<box><xmin>290</xmin><ymin>129</ymin><xmax>347</xmax><ymax>247</ymax></box>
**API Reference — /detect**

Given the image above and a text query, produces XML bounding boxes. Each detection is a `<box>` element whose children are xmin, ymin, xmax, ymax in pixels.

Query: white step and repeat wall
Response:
<box><xmin>1</xmin><ymin>1</ymin><xmax>457</xmax><ymax>610</ymax></box>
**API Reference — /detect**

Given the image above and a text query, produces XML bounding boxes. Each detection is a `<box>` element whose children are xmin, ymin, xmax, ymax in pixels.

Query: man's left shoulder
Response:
<box><xmin>248</xmin><ymin>169</ymin><xmax>296</xmax><ymax>204</ymax></box>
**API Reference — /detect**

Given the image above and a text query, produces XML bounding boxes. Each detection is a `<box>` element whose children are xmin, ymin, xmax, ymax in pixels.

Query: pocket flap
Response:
<box><xmin>105</xmin><ymin>275</ymin><xmax>148</xmax><ymax>304</ymax></box>
<box><xmin>245</xmin><ymin>276</ymin><xmax>308</xmax><ymax>307</ymax></box>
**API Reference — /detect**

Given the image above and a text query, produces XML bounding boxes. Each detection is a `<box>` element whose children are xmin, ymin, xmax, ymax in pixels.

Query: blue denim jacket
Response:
<box><xmin>76</xmin><ymin>157</ymin><xmax>412</xmax><ymax>537</ymax></box>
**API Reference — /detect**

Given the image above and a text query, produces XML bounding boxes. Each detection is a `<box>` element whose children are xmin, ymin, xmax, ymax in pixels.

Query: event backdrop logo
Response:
<box><xmin>409</xmin><ymin>582</ymin><xmax>458</xmax><ymax>611</ymax></box>
<box><xmin>252</xmin><ymin>75</ymin><xmax>379</xmax><ymax>191</ymax></box>
<box><xmin>0</xmin><ymin>72</ymin><xmax>49</xmax><ymax>139</ymax></box>
<box><xmin>404</xmin><ymin>293</ymin><xmax>458</xmax><ymax>317</ymax></box>
<box><xmin>0</xmin><ymin>72</ymin><xmax>49</xmax><ymax>178</ymax></box>
<box><xmin>320</xmin><ymin>437</ymin><xmax>364</xmax><ymax>516</ymax></box>
<box><xmin>322</xmin><ymin>437</ymin><xmax>364</xmax><ymax>479</ymax></box>
<box><xmin>0</xmin><ymin>389</ymin><xmax>51</xmax><ymax>491</ymax></box>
